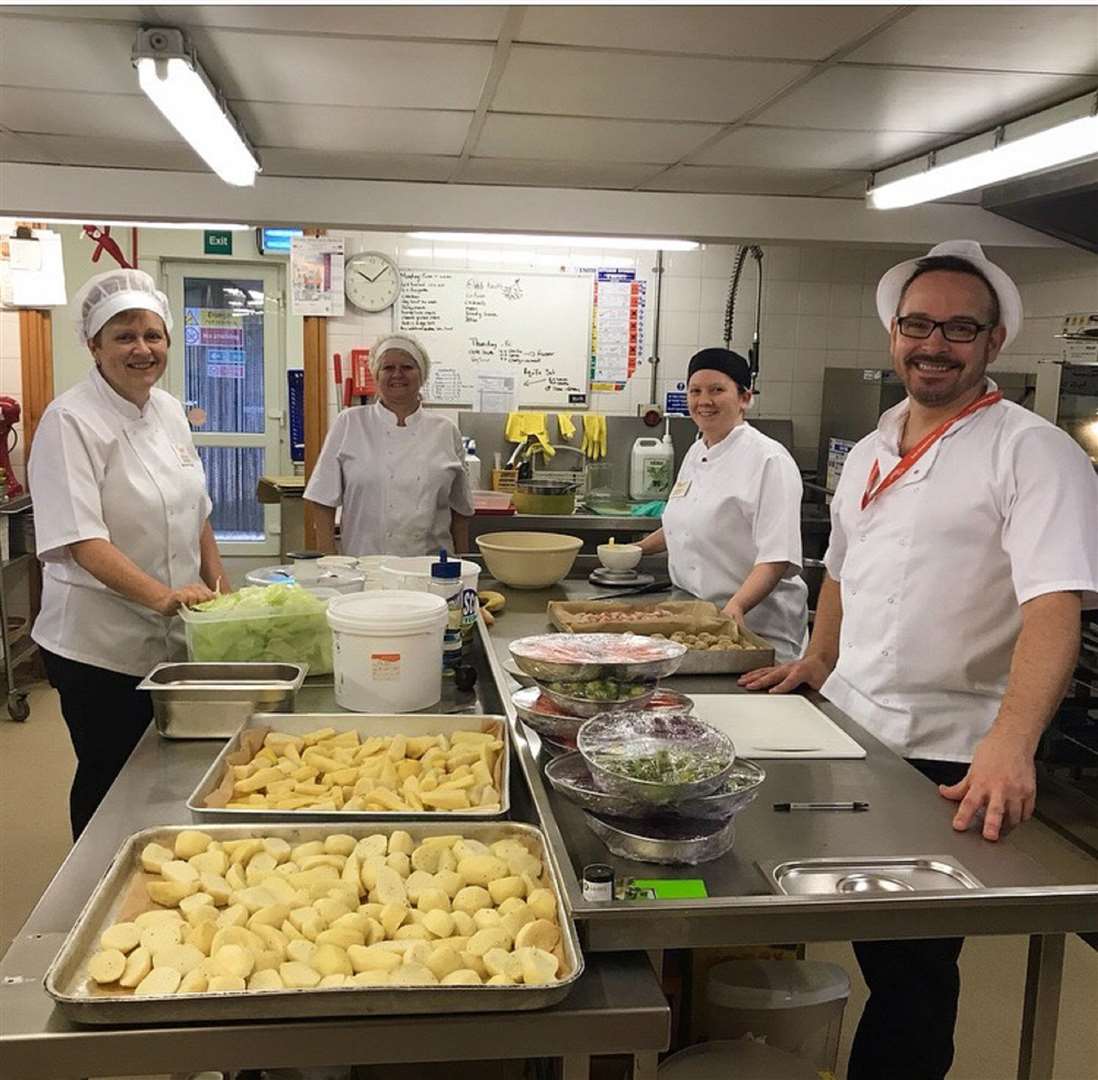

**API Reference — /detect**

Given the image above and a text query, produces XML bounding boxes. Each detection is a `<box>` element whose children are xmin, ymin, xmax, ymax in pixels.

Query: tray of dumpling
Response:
<box><xmin>44</xmin><ymin>823</ymin><xmax>582</xmax><ymax>1023</ymax></box>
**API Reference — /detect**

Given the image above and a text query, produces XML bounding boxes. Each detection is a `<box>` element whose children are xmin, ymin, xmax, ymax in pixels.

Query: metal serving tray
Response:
<box><xmin>759</xmin><ymin>855</ymin><xmax>984</xmax><ymax>896</ymax></box>
<box><xmin>44</xmin><ymin>821</ymin><xmax>583</xmax><ymax>1024</ymax></box>
<box><xmin>187</xmin><ymin>712</ymin><xmax>510</xmax><ymax>820</ymax></box>
<box><xmin>138</xmin><ymin>663</ymin><xmax>307</xmax><ymax>740</ymax></box>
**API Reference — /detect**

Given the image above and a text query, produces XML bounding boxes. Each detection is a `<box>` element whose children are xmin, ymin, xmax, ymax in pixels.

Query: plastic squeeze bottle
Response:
<box><xmin>429</xmin><ymin>549</ymin><xmax>463</xmax><ymax>673</ymax></box>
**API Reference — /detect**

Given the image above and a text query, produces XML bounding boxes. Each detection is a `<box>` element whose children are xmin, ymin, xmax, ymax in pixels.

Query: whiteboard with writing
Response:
<box><xmin>396</xmin><ymin>269</ymin><xmax>592</xmax><ymax>407</ymax></box>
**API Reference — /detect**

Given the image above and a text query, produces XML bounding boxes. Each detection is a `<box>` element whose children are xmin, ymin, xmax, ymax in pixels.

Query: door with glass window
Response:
<box><xmin>165</xmin><ymin>264</ymin><xmax>283</xmax><ymax>555</ymax></box>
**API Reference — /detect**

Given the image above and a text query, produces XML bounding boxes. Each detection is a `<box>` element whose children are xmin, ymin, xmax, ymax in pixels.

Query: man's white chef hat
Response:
<box><xmin>876</xmin><ymin>240</ymin><xmax>1023</xmax><ymax>348</ymax></box>
<box><xmin>370</xmin><ymin>334</ymin><xmax>430</xmax><ymax>381</ymax></box>
<box><xmin>73</xmin><ymin>268</ymin><xmax>173</xmax><ymax>345</ymax></box>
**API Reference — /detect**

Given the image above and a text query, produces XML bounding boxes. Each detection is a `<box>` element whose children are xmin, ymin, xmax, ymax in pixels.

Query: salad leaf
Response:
<box><xmin>184</xmin><ymin>585</ymin><xmax>332</xmax><ymax>674</ymax></box>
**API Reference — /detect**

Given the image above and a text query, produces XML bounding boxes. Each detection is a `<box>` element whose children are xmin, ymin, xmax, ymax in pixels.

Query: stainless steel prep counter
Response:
<box><xmin>0</xmin><ymin>661</ymin><xmax>669</xmax><ymax>1080</ymax></box>
<box><xmin>481</xmin><ymin>577</ymin><xmax>1098</xmax><ymax>1080</ymax></box>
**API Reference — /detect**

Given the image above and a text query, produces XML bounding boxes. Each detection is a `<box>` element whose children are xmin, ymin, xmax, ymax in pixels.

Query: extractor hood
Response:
<box><xmin>982</xmin><ymin>157</ymin><xmax>1098</xmax><ymax>253</ymax></box>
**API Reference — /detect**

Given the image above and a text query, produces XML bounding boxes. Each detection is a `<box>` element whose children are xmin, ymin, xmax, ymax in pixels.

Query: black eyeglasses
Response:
<box><xmin>896</xmin><ymin>316</ymin><xmax>992</xmax><ymax>344</ymax></box>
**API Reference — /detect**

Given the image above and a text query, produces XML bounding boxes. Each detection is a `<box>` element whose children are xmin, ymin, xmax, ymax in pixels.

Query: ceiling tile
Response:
<box><xmin>0</xmin><ymin>87</ymin><xmax>178</xmax><ymax>143</ymax></box>
<box><xmin>641</xmin><ymin>164</ymin><xmax>862</xmax><ymax>196</ymax></box>
<box><xmin>456</xmin><ymin>158</ymin><xmax>663</xmax><ymax>189</ymax></box>
<box><xmin>233</xmin><ymin>102</ymin><xmax>472</xmax><ymax>156</ymax></box>
<box><xmin>516</xmin><ymin>5</ymin><xmax>899</xmax><ymax>60</ymax></box>
<box><xmin>754</xmin><ymin>66</ymin><xmax>1097</xmax><ymax>134</ymax></box>
<box><xmin>476</xmin><ymin>114</ymin><xmax>719</xmax><ymax>164</ymax></box>
<box><xmin>494</xmin><ymin>46</ymin><xmax>808</xmax><ymax>122</ymax></box>
<box><xmin>156</xmin><ymin>5</ymin><xmax>506</xmax><ymax>40</ymax></box>
<box><xmin>0</xmin><ymin>130</ymin><xmax>54</xmax><ymax>166</ymax></box>
<box><xmin>0</xmin><ymin>13</ymin><xmax>139</xmax><ymax>93</ymax></box>
<box><xmin>193</xmin><ymin>30</ymin><xmax>494</xmax><ymax>109</ymax></box>
<box><xmin>260</xmin><ymin>149</ymin><xmax>458</xmax><ymax>182</ymax></box>
<box><xmin>848</xmin><ymin>5</ymin><xmax>1098</xmax><ymax>74</ymax></box>
<box><xmin>693</xmin><ymin>124</ymin><xmax>942</xmax><ymax>170</ymax></box>
<box><xmin>2</xmin><ymin>133</ymin><xmax>206</xmax><ymax>173</ymax></box>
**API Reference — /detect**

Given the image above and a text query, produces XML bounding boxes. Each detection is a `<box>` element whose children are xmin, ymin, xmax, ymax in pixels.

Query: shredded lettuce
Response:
<box><xmin>184</xmin><ymin>585</ymin><xmax>332</xmax><ymax>674</ymax></box>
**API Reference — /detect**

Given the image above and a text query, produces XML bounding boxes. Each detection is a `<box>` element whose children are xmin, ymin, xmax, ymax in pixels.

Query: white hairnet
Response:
<box><xmin>72</xmin><ymin>268</ymin><xmax>173</xmax><ymax>345</ymax></box>
<box><xmin>370</xmin><ymin>334</ymin><xmax>429</xmax><ymax>381</ymax></box>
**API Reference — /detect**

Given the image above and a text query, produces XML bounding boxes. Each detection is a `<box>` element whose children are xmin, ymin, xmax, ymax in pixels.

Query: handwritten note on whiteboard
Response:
<box><xmin>396</xmin><ymin>269</ymin><xmax>592</xmax><ymax>407</ymax></box>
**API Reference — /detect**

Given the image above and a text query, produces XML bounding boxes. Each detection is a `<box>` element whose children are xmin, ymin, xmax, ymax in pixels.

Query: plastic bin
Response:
<box><xmin>659</xmin><ymin>1039</ymin><xmax>818</xmax><ymax>1080</ymax></box>
<box><xmin>378</xmin><ymin>555</ymin><xmax>481</xmax><ymax>642</ymax></box>
<box><xmin>704</xmin><ymin>958</ymin><xmax>850</xmax><ymax>1073</ymax></box>
<box><xmin>179</xmin><ymin>586</ymin><xmax>338</xmax><ymax>675</ymax></box>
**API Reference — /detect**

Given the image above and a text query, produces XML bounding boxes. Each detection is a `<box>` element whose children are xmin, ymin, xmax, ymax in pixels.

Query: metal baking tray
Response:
<box><xmin>44</xmin><ymin>821</ymin><xmax>583</xmax><ymax>1024</ymax></box>
<box><xmin>137</xmin><ymin>663</ymin><xmax>307</xmax><ymax>740</ymax></box>
<box><xmin>759</xmin><ymin>856</ymin><xmax>984</xmax><ymax>896</ymax></box>
<box><xmin>187</xmin><ymin>712</ymin><xmax>510</xmax><ymax>820</ymax></box>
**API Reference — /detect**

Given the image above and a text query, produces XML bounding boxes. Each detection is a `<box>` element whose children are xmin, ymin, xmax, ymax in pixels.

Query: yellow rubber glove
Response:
<box><xmin>581</xmin><ymin>414</ymin><xmax>600</xmax><ymax>459</ymax></box>
<box><xmin>556</xmin><ymin>413</ymin><xmax>576</xmax><ymax>440</ymax></box>
<box><xmin>597</xmin><ymin>414</ymin><xmax>608</xmax><ymax>460</ymax></box>
<box><xmin>524</xmin><ymin>413</ymin><xmax>555</xmax><ymax>457</ymax></box>
<box><xmin>505</xmin><ymin>412</ymin><xmax>525</xmax><ymax>443</ymax></box>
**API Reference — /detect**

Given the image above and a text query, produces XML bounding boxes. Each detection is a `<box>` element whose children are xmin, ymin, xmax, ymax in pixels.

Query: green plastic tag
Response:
<box><xmin>623</xmin><ymin>878</ymin><xmax>709</xmax><ymax>900</ymax></box>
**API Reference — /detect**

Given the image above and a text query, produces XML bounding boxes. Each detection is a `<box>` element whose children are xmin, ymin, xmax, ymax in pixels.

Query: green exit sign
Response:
<box><xmin>204</xmin><ymin>230</ymin><xmax>233</xmax><ymax>255</ymax></box>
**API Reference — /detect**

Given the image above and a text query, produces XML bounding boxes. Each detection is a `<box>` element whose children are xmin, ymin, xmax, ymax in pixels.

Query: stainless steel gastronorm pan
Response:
<box><xmin>187</xmin><ymin>712</ymin><xmax>510</xmax><ymax>820</ymax></box>
<box><xmin>44</xmin><ymin>821</ymin><xmax>583</xmax><ymax>1024</ymax></box>
<box><xmin>759</xmin><ymin>855</ymin><xmax>984</xmax><ymax>896</ymax></box>
<box><xmin>138</xmin><ymin>662</ymin><xmax>307</xmax><ymax>739</ymax></box>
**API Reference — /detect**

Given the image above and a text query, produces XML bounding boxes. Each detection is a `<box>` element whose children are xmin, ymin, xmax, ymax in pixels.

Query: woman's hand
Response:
<box><xmin>721</xmin><ymin>599</ymin><xmax>747</xmax><ymax>629</ymax></box>
<box><xmin>153</xmin><ymin>583</ymin><xmax>217</xmax><ymax>616</ymax></box>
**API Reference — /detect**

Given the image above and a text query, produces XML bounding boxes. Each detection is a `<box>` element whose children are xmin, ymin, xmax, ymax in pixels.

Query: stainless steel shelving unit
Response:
<box><xmin>1</xmin><ymin>494</ymin><xmax>35</xmax><ymax>721</ymax></box>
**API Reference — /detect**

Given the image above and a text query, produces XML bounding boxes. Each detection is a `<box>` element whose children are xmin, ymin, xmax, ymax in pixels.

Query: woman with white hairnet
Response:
<box><xmin>28</xmin><ymin>268</ymin><xmax>227</xmax><ymax>838</ymax></box>
<box><xmin>304</xmin><ymin>334</ymin><xmax>474</xmax><ymax>555</ymax></box>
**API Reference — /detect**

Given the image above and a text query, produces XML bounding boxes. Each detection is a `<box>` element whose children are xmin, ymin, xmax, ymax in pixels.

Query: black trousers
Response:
<box><xmin>41</xmin><ymin>648</ymin><xmax>153</xmax><ymax>841</ymax></box>
<box><xmin>847</xmin><ymin>758</ymin><xmax>970</xmax><ymax>1080</ymax></box>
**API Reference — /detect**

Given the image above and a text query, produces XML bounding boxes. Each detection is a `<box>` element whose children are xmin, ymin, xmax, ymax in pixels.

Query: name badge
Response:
<box><xmin>173</xmin><ymin>443</ymin><xmax>197</xmax><ymax>468</ymax></box>
<box><xmin>670</xmin><ymin>479</ymin><xmax>691</xmax><ymax>498</ymax></box>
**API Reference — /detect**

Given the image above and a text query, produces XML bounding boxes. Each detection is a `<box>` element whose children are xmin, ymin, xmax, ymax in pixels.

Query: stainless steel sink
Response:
<box><xmin>759</xmin><ymin>856</ymin><xmax>983</xmax><ymax>896</ymax></box>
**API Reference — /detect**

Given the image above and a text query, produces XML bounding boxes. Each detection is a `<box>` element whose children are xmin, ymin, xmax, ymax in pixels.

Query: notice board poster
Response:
<box><xmin>589</xmin><ymin>269</ymin><xmax>646</xmax><ymax>392</ymax></box>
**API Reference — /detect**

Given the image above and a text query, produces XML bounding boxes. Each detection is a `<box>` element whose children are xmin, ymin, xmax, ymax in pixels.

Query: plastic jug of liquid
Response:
<box><xmin>629</xmin><ymin>421</ymin><xmax>675</xmax><ymax>499</ymax></box>
<box><xmin>464</xmin><ymin>438</ymin><xmax>482</xmax><ymax>490</ymax></box>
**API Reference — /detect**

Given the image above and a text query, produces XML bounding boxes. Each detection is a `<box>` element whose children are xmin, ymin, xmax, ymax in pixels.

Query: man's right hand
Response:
<box><xmin>153</xmin><ymin>583</ymin><xmax>217</xmax><ymax>617</ymax></box>
<box><xmin>738</xmin><ymin>656</ymin><xmax>832</xmax><ymax>694</ymax></box>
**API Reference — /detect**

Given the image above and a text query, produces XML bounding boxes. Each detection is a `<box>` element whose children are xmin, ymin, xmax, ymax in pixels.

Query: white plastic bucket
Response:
<box><xmin>378</xmin><ymin>556</ymin><xmax>481</xmax><ymax>640</ymax></box>
<box><xmin>326</xmin><ymin>591</ymin><xmax>447</xmax><ymax>713</ymax></box>
<box><xmin>352</xmin><ymin>555</ymin><xmax>391</xmax><ymax>591</ymax></box>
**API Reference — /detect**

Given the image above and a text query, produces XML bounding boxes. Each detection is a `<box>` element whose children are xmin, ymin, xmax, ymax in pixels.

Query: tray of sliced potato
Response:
<box><xmin>187</xmin><ymin>713</ymin><xmax>509</xmax><ymax>820</ymax></box>
<box><xmin>44</xmin><ymin>822</ymin><xmax>582</xmax><ymax>1023</ymax></box>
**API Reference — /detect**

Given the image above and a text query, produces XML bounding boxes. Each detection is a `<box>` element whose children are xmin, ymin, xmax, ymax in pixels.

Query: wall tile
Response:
<box><xmin>0</xmin><ymin>312</ymin><xmax>21</xmax><ymax>362</ymax></box>
<box><xmin>792</xmin><ymin>380</ymin><xmax>823</xmax><ymax>417</ymax></box>
<box><xmin>799</xmin><ymin>247</ymin><xmax>834</xmax><ymax>283</ymax></box>
<box><xmin>825</xmin><ymin>350</ymin><xmax>867</xmax><ymax>370</ymax></box>
<box><xmin>861</xmin><ymin>282</ymin><xmax>880</xmax><ymax>318</ymax></box>
<box><xmin>0</xmin><ymin>355</ymin><xmax>21</xmax><ymax>395</ymax></box>
<box><xmin>764</xmin><ymin>246</ymin><xmax>801</xmax><ymax>282</ymax></box>
<box><xmin>660</xmin><ymin>309</ymin><xmax>700</xmax><ymax>347</ymax></box>
<box><xmin>757</xmin><ymin>380</ymin><xmax>792</xmax><ymax>416</ymax></box>
<box><xmin>830</xmin><ymin>249</ymin><xmax>865</xmax><ymax>283</ymax></box>
<box><xmin>830</xmin><ymin>282</ymin><xmax>863</xmax><ymax>317</ymax></box>
<box><xmin>662</xmin><ymin>276</ymin><xmax>701</xmax><ymax>312</ymax></box>
<box><xmin>700</xmin><ymin>245</ymin><xmax>735</xmax><ymax>279</ymax></box>
<box><xmin>764</xmin><ymin>280</ymin><xmax>800</xmax><ymax>316</ymax></box>
<box><xmin>698</xmin><ymin>311</ymin><xmax>728</xmax><ymax>346</ymax></box>
<box><xmin>762</xmin><ymin>347</ymin><xmax>796</xmax><ymax>382</ymax></box>
<box><xmin>663</xmin><ymin>250</ymin><xmax>702</xmax><ymax>278</ymax></box>
<box><xmin>699</xmin><ymin>276</ymin><xmax>728</xmax><ymax>313</ymax></box>
<box><xmin>797</xmin><ymin>281</ymin><xmax>831</xmax><ymax>316</ymax></box>
<box><xmin>763</xmin><ymin>315</ymin><xmax>798</xmax><ymax>350</ymax></box>
<box><xmin>826</xmin><ymin>315</ymin><xmax>862</xmax><ymax>351</ymax></box>
<box><xmin>796</xmin><ymin>348</ymin><xmax>829</xmax><ymax>380</ymax></box>
<box><xmin>858</xmin><ymin>317</ymin><xmax>888</xmax><ymax>351</ymax></box>
<box><xmin>795</xmin><ymin>315</ymin><xmax>829</xmax><ymax>349</ymax></box>
<box><xmin>656</xmin><ymin>344</ymin><xmax>694</xmax><ymax>380</ymax></box>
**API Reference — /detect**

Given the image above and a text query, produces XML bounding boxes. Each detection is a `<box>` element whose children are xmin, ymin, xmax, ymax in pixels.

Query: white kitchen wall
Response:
<box><xmin>0</xmin><ymin>309</ymin><xmax>25</xmax><ymax>487</ymax></box>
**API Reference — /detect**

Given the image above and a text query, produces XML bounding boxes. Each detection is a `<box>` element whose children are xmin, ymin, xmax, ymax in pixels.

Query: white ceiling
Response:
<box><xmin>1</xmin><ymin>4</ymin><xmax>1095</xmax><ymax>204</ymax></box>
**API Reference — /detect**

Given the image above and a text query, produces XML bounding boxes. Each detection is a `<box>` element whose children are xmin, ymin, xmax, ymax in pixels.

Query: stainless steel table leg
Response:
<box><xmin>562</xmin><ymin>1054</ymin><xmax>591</xmax><ymax>1080</ymax></box>
<box><xmin>1017</xmin><ymin>933</ymin><xmax>1066</xmax><ymax>1080</ymax></box>
<box><xmin>633</xmin><ymin>1050</ymin><xmax>660</xmax><ymax>1080</ymax></box>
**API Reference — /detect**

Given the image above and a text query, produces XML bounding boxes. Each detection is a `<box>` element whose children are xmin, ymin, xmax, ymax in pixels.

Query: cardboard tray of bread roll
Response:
<box><xmin>546</xmin><ymin>600</ymin><xmax>775</xmax><ymax>674</ymax></box>
<box><xmin>188</xmin><ymin>713</ymin><xmax>509</xmax><ymax>821</ymax></box>
<box><xmin>44</xmin><ymin>822</ymin><xmax>582</xmax><ymax>1023</ymax></box>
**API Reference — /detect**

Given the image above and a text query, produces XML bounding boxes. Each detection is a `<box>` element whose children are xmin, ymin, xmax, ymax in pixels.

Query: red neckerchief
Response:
<box><xmin>861</xmin><ymin>389</ymin><xmax>1003</xmax><ymax>511</ymax></box>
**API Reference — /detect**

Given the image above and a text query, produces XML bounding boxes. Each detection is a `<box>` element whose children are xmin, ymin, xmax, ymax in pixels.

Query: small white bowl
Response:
<box><xmin>597</xmin><ymin>543</ymin><xmax>642</xmax><ymax>573</ymax></box>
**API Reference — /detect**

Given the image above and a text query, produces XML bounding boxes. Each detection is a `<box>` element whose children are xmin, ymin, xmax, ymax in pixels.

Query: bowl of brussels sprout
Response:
<box><xmin>538</xmin><ymin>677</ymin><xmax>658</xmax><ymax>718</ymax></box>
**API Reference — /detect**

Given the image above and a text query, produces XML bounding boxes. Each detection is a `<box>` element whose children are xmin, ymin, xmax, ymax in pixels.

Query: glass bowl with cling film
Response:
<box><xmin>577</xmin><ymin>711</ymin><xmax>736</xmax><ymax>805</ymax></box>
<box><xmin>509</xmin><ymin>633</ymin><xmax>687</xmax><ymax>682</ymax></box>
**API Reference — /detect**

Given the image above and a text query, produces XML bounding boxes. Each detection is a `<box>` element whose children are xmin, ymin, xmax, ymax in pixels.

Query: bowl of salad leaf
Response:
<box><xmin>538</xmin><ymin>677</ymin><xmax>659</xmax><ymax>717</ymax></box>
<box><xmin>577</xmin><ymin>711</ymin><xmax>736</xmax><ymax>804</ymax></box>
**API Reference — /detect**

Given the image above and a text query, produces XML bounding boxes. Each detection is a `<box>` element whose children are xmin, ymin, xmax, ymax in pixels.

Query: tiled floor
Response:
<box><xmin>2</xmin><ymin>681</ymin><xmax>1096</xmax><ymax>1079</ymax></box>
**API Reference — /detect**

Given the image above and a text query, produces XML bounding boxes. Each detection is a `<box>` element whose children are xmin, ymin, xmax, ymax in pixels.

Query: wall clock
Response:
<box><xmin>344</xmin><ymin>250</ymin><xmax>401</xmax><ymax>312</ymax></box>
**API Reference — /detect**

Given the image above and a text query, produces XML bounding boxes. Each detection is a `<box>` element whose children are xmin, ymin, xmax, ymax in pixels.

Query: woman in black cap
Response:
<box><xmin>636</xmin><ymin>348</ymin><xmax>808</xmax><ymax>661</ymax></box>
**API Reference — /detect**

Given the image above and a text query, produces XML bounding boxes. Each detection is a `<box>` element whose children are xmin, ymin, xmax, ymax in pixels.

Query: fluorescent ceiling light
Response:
<box><xmin>30</xmin><ymin>217</ymin><xmax>250</xmax><ymax>231</ymax></box>
<box><xmin>133</xmin><ymin>28</ymin><xmax>260</xmax><ymax>187</ymax></box>
<box><xmin>410</xmin><ymin>232</ymin><xmax>698</xmax><ymax>251</ymax></box>
<box><xmin>869</xmin><ymin>92</ymin><xmax>1098</xmax><ymax>210</ymax></box>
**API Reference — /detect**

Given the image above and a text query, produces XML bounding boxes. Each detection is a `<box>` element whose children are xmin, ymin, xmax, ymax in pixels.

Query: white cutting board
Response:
<box><xmin>689</xmin><ymin>694</ymin><xmax>867</xmax><ymax>759</ymax></box>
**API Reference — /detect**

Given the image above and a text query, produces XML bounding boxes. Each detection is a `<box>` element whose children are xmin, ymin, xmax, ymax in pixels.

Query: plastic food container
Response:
<box><xmin>245</xmin><ymin>563</ymin><xmax>365</xmax><ymax>594</ymax></box>
<box><xmin>509</xmin><ymin>633</ymin><xmax>687</xmax><ymax>682</ymax></box>
<box><xmin>512</xmin><ymin>685</ymin><xmax>693</xmax><ymax>745</ymax></box>
<box><xmin>326</xmin><ymin>590</ymin><xmax>447</xmax><ymax>712</ymax></box>
<box><xmin>578</xmin><ymin>711</ymin><xmax>736</xmax><ymax>805</ymax></box>
<box><xmin>378</xmin><ymin>555</ymin><xmax>481</xmax><ymax>641</ymax></box>
<box><xmin>475</xmin><ymin>532</ymin><xmax>582</xmax><ymax>589</ymax></box>
<box><xmin>703</xmin><ymin>959</ymin><xmax>851</xmax><ymax>1074</ymax></box>
<box><xmin>179</xmin><ymin>586</ymin><xmax>337</xmax><ymax>675</ymax></box>
<box><xmin>538</xmin><ymin>680</ymin><xmax>658</xmax><ymax>718</ymax></box>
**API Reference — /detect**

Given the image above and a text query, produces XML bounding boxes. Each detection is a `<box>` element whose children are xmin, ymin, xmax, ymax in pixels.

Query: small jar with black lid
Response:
<box><xmin>582</xmin><ymin>863</ymin><xmax>615</xmax><ymax>902</ymax></box>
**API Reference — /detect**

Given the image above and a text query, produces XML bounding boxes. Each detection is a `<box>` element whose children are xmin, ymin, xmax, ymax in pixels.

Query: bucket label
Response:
<box><xmin>370</xmin><ymin>652</ymin><xmax>401</xmax><ymax>681</ymax></box>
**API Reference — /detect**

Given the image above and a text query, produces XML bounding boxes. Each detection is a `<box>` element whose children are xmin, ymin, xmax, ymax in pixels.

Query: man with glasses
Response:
<box><xmin>743</xmin><ymin>240</ymin><xmax>1098</xmax><ymax>1080</ymax></box>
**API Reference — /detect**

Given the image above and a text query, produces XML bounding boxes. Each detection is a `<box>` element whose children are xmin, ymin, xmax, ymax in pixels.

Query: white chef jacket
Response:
<box><xmin>304</xmin><ymin>403</ymin><xmax>474</xmax><ymax>557</ymax></box>
<box><xmin>823</xmin><ymin>380</ymin><xmax>1098</xmax><ymax>762</ymax></box>
<box><xmin>30</xmin><ymin>367</ymin><xmax>213</xmax><ymax>677</ymax></box>
<box><xmin>662</xmin><ymin>422</ymin><xmax>809</xmax><ymax>662</ymax></box>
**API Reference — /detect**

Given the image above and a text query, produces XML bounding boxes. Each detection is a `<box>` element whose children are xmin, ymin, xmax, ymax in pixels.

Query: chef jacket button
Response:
<box><xmin>881</xmin><ymin>648</ymin><xmax>890</xmax><ymax>657</ymax></box>
<box><xmin>859</xmin><ymin>535</ymin><xmax>867</xmax><ymax>543</ymax></box>
<box><xmin>887</xmin><ymin>596</ymin><xmax>896</xmax><ymax>604</ymax></box>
